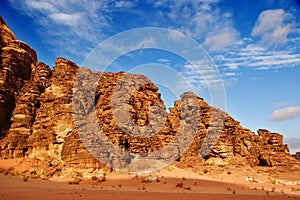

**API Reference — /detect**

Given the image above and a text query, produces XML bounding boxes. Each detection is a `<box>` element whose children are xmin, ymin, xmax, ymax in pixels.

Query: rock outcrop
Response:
<box><xmin>0</xmin><ymin>61</ymin><xmax>51</xmax><ymax>158</ymax></box>
<box><xmin>0</xmin><ymin>16</ymin><xmax>298</xmax><ymax>173</ymax></box>
<box><xmin>294</xmin><ymin>152</ymin><xmax>300</xmax><ymax>161</ymax></box>
<box><xmin>0</xmin><ymin>16</ymin><xmax>15</xmax><ymax>49</ymax></box>
<box><xmin>0</xmin><ymin>17</ymin><xmax>37</xmax><ymax>139</ymax></box>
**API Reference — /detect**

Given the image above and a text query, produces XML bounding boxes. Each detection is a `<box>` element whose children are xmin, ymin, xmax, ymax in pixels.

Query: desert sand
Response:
<box><xmin>0</xmin><ymin>159</ymin><xmax>299</xmax><ymax>200</ymax></box>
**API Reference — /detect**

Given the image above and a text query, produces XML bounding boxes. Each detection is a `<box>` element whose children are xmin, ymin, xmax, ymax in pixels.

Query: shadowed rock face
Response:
<box><xmin>0</xmin><ymin>17</ymin><xmax>37</xmax><ymax>138</ymax></box>
<box><xmin>0</xmin><ymin>17</ymin><xmax>15</xmax><ymax>135</ymax></box>
<box><xmin>0</xmin><ymin>17</ymin><xmax>16</xmax><ymax>49</ymax></box>
<box><xmin>294</xmin><ymin>152</ymin><xmax>300</xmax><ymax>160</ymax></box>
<box><xmin>0</xmin><ymin>17</ymin><xmax>298</xmax><ymax>170</ymax></box>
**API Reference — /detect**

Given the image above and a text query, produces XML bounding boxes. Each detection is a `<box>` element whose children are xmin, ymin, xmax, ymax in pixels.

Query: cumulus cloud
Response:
<box><xmin>270</xmin><ymin>106</ymin><xmax>300</xmax><ymax>121</ymax></box>
<box><xmin>251</xmin><ymin>9</ymin><xmax>294</xmax><ymax>47</ymax></box>
<box><xmin>205</xmin><ymin>8</ymin><xmax>300</xmax><ymax>84</ymax></box>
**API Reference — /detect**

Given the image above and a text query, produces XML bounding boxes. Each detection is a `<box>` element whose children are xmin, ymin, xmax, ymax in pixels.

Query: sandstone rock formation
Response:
<box><xmin>294</xmin><ymin>152</ymin><xmax>300</xmax><ymax>161</ymax></box>
<box><xmin>0</xmin><ymin>16</ymin><xmax>298</xmax><ymax>173</ymax></box>
<box><xmin>0</xmin><ymin>17</ymin><xmax>37</xmax><ymax>139</ymax></box>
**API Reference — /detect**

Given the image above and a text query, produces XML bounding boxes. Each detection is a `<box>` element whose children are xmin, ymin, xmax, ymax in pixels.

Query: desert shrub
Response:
<box><xmin>68</xmin><ymin>180</ymin><xmax>79</xmax><ymax>185</ymax></box>
<box><xmin>183</xmin><ymin>186</ymin><xmax>191</xmax><ymax>190</ymax></box>
<box><xmin>291</xmin><ymin>187</ymin><xmax>300</xmax><ymax>192</ymax></box>
<box><xmin>176</xmin><ymin>182</ymin><xmax>183</xmax><ymax>188</ymax></box>
<box><xmin>23</xmin><ymin>175</ymin><xmax>29</xmax><ymax>182</ymax></box>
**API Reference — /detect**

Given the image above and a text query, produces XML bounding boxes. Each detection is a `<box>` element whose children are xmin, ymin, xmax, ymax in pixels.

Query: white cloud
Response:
<box><xmin>211</xmin><ymin>9</ymin><xmax>300</xmax><ymax>80</ymax></box>
<box><xmin>270</xmin><ymin>106</ymin><xmax>300</xmax><ymax>121</ymax></box>
<box><xmin>9</xmin><ymin>0</ymin><xmax>113</xmax><ymax>62</ymax></box>
<box><xmin>204</xmin><ymin>31</ymin><xmax>238</xmax><ymax>51</ymax></box>
<box><xmin>9</xmin><ymin>0</ymin><xmax>239</xmax><ymax>63</ymax></box>
<box><xmin>214</xmin><ymin>41</ymin><xmax>300</xmax><ymax>71</ymax></box>
<box><xmin>115</xmin><ymin>1</ymin><xmax>136</xmax><ymax>8</ymax></box>
<box><xmin>49</xmin><ymin>13</ymin><xmax>82</xmax><ymax>26</ymax></box>
<box><xmin>151</xmin><ymin>0</ymin><xmax>239</xmax><ymax>51</ymax></box>
<box><xmin>222</xmin><ymin>72</ymin><xmax>236</xmax><ymax>77</ymax></box>
<box><xmin>9</xmin><ymin>0</ymin><xmax>299</xmax><ymax>78</ymax></box>
<box><xmin>251</xmin><ymin>9</ymin><xmax>294</xmax><ymax>47</ymax></box>
<box><xmin>181</xmin><ymin>61</ymin><xmax>225</xmax><ymax>94</ymax></box>
<box><xmin>25</xmin><ymin>0</ymin><xmax>56</xmax><ymax>12</ymax></box>
<box><xmin>157</xmin><ymin>58</ymin><xmax>169</xmax><ymax>62</ymax></box>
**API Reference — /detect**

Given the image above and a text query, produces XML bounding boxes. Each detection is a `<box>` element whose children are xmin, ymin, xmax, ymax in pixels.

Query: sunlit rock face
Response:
<box><xmin>0</xmin><ymin>17</ymin><xmax>298</xmax><ymax>171</ymax></box>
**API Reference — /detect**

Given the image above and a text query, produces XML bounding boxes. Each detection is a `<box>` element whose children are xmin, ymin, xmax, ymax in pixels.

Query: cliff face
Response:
<box><xmin>0</xmin><ymin>17</ymin><xmax>37</xmax><ymax>138</ymax></box>
<box><xmin>0</xmin><ymin>16</ymin><xmax>298</xmax><ymax>172</ymax></box>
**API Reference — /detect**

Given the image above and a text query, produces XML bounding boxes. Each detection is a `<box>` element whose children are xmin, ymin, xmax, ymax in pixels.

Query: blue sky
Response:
<box><xmin>0</xmin><ymin>0</ymin><xmax>300</xmax><ymax>153</ymax></box>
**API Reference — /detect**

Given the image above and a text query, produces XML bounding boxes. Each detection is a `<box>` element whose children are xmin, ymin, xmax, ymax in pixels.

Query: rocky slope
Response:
<box><xmin>0</xmin><ymin>16</ymin><xmax>298</xmax><ymax>174</ymax></box>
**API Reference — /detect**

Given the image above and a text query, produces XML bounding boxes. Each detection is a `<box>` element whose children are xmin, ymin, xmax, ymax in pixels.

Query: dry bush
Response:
<box><xmin>291</xmin><ymin>187</ymin><xmax>300</xmax><ymax>192</ymax></box>
<box><xmin>183</xmin><ymin>186</ymin><xmax>191</xmax><ymax>190</ymax></box>
<box><xmin>23</xmin><ymin>175</ymin><xmax>29</xmax><ymax>182</ymax></box>
<box><xmin>176</xmin><ymin>182</ymin><xmax>183</xmax><ymax>188</ymax></box>
<box><xmin>68</xmin><ymin>180</ymin><xmax>79</xmax><ymax>185</ymax></box>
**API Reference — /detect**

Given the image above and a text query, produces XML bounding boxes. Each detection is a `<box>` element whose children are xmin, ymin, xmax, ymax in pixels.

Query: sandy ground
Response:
<box><xmin>0</xmin><ymin>159</ymin><xmax>299</xmax><ymax>200</ymax></box>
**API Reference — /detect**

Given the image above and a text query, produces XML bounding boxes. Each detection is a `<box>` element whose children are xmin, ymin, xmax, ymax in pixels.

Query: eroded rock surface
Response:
<box><xmin>0</xmin><ymin>17</ymin><xmax>298</xmax><ymax>173</ymax></box>
<box><xmin>294</xmin><ymin>152</ymin><xmax>300</xmax><ymax>161</ymax></box>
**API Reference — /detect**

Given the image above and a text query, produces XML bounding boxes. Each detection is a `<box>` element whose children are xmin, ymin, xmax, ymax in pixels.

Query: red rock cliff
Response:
<box><xmin>0</xmin><ymin>17</ymin><xmax>298</xmax><ymax>172</ymax></box>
